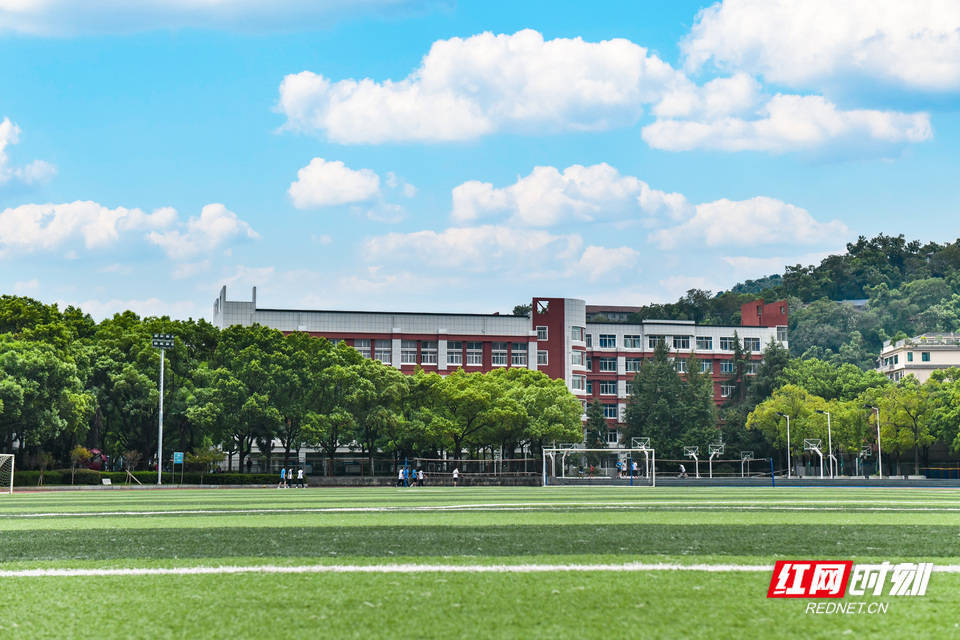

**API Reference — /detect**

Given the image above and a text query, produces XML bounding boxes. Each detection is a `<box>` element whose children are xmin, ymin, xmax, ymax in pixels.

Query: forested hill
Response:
<box><xmin>616</xmin><ymin>234</ymin><xmax>960</xmax><ymax>369</ymax></box>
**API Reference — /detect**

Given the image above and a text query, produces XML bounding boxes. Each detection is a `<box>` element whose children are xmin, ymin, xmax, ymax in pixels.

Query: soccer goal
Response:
<box><xmin>541</xmin><ymin>447</ymin><xmax>656</xmax><ymax>486</ymax></box>
<box><xmin>0</xmin><ymin>455</ymin><xmax>13</xmax><ymax>494</ymax></box>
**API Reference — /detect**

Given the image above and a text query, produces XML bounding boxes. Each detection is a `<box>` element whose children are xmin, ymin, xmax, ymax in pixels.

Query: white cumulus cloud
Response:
<box><xmin>148</xmin><ymin>203</ymin><xmax>258</xmax><ymax>260</ymax></box>
<box><xmin>642</xmin><ymin>94</ymin><xmax>931</xmax><ymax>152</ymax></box>
<box><xmin>683</xmin><ymin>0</ymin><xmax>960</xmax><ymax>92</ymax></box>
<box><xmin>0</xmin><ymin>117</ymin><xmax>55</xmax><ymax>187</ymax></box>
<box><xmin>575</xmin><ymin>246</ymin><xmax>640</xmax><ymax>282</ymax></box>
<box><xmin>451</xmin><ymin>163</ymin><xmax>691</xmax><ymax>226</ymax></box>
<box><xmin>288</xmin><ymin>158</ymin><xmax>381</xmax><ymax>209</ymax></box>
<box><xmin>0</xmin><ymin>200</ymin><xmax>175</xmax><ymax>254</ymax></box>
<box><xmin>365</xmin><ymin>225</ymin><xmax>584</xmax><ymax>272</ymax></box>
<box><xmin>277</xmin><ymin>29</ymin><xmax>686</xmax><ymax>143</ymax></box>
<box><xmin>651</xmin><ymin>196</ymin><xmax>848</xmax><ymax>249</ymax></box>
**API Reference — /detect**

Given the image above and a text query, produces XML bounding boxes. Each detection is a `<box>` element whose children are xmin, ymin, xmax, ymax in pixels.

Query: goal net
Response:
<box><xmin>541</xmin><ymin>447</ymin><xmax>656</xmax><ymax>486</ymax></box>
<box><xmin>0</xmin><ymin>455</ymin><xmax>12</xmax><ymax>494</ymax></box>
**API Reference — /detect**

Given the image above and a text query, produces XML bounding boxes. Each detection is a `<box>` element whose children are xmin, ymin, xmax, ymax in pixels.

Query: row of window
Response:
<box><xmin>355</xmin><ymin>339</ymin><xmax>545</xmax><ymax>367</ymax></box>
<box><xmin>584</xmin><ymin>334</ymin><xmax>764</xmax><ymax>352</ymax></box>
<box><xmin>579</xmin><ymin>356</ymin><xmax>759</xmax><ymax>375</ymax></box>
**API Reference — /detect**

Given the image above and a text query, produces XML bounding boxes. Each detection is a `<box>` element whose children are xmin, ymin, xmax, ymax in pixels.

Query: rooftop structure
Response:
<box><xmin>878</xmin><ymin>333</ymin><xmax>960</xmax><ymax>382</ymax></box>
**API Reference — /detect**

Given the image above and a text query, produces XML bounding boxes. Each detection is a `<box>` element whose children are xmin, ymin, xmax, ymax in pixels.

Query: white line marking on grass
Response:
<box><xmin>5</xmin><ymin>501</ymin><xmax>960</xmax><ymax>518</ymax></box>
<box><xmin>0</xmin><ymin>562</ymin><xmax>775</xmax><ymax>578</ymax></box>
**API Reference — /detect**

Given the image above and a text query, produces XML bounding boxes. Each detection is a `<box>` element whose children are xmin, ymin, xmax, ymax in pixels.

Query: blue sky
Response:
<box><xmin>2</xmin><ymin>0</ymin><xmax>959</xmax><ymax>319</ymax></box>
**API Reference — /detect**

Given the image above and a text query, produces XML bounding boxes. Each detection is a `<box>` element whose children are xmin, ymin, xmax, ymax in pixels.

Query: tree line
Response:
<box><xmin>0</xmin><ymin>295</ymin><xmax>582</xmax><ymax>473</ymax></box>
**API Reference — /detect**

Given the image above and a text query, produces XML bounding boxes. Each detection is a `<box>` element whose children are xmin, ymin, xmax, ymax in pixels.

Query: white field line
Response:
<box><xmin>4</xmin><ymin>501</ymin><xmax>960</xmax><ymax>518</ymax></box>
<box><xmin>0</xmin><ymin>563</ymin><xmax>773</xmax><ymax>578</ymax></box>
<box><xmin>4</xmin><ymin>562</ymin><xmax>960</xmax><ymax>579</ymax></box>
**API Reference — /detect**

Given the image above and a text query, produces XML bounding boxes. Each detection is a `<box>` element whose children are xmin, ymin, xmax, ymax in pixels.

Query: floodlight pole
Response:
<box><xmin>158</xmin><ymin>348</ymin><xmax>164</xmax><ymax>485</ymax></box>
<box><xmin>777</xmin><ymin>412</ymin><xmax>791</xmax><ymax>479</ymax></box>
<box><xmin>152</xmin><ymin>334</ymin><xmax>174</xmax><ymax>486</ymax></box>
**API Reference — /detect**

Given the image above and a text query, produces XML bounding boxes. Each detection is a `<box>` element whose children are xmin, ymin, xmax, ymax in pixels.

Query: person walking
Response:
<box><xmin>397</xmin><ymin>467</ymin><xmax>405</xmax><ymax>487</ymax></box>
<box><xmin>679</xmin><ymin>463</ymin><xmax>688</xmax><ymax>479</ymax></box>
<box><xmin>278</xmin><ymin>467</ymin><xmax>286</xmax><ymax>489</ymax></box>
<box><xmin>296</xmin><ymin>467</ymin><xmax>304</xmax><ymax>488</ymax></box>
<box><xmin>417</xmin><ymin>468</ymin><xmax>424</xmax><ymax>487</ymax></box>
<box><xmin>452</xmin><ymin>467</ymin><xmax>459</xmax><ymax>487</ymax></box>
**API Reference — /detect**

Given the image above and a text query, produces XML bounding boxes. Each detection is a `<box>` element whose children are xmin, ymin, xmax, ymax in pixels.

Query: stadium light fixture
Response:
<box><xmin>776</xmin><ymin>412</ymin><xmax>791</xmax><ymax>479</ymax></box>
<box><xmin>814</xmin><ymin>410</ymin><xmax>836</xmax><ymax>478</ymax></box>
<box><xmin>151</xmin><ymin>333</ymin><xmax>175</xmax><ymax>485</ymax></box>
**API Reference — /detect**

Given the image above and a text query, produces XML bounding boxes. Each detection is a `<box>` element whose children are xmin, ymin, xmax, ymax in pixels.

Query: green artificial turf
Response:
<box><xmin>3</xmin><ymin>571</ymin><xmax>958</xmax><ymax>640</ymax></box>
<box><xmin>3</xmin><ymin>486</ymin><xmax>959</xmax><ymax>639</ymax></box>
<box><xmin>3</xmin><ymin>524</ymin><xmax>960</xmax><ymax>563</ymax></box>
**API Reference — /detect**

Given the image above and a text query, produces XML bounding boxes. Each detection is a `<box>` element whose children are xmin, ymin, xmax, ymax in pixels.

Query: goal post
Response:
<box><xmin>0</xmin><ymin>455</ymin><xmax>13</xmax><ymax>494</ymax></box>
<box><xmin>541</xmin><ymin>447</ymin><xmax>656</xmax><ymax>486</ymax></box>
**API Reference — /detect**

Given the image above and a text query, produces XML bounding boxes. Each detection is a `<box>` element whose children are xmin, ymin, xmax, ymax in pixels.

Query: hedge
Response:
<box><xmin>13</xmin><ymin>469</ymin><xmax>277</xmax><ymax>487</ymax></box>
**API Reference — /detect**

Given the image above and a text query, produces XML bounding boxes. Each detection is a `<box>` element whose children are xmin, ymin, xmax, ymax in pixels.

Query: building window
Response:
<box><xmin>625</xmin><ymin>381</ymin><xmax>634</xmax><ymax>395</ymax></box>
<box><xmin>648</xmin><ymin>335</ymin><xmax>665</xmax><ymax>349</ymax></box>
<box><xmin>907</xmin><ymin>352</ymin><xmax>914</xmax><ymax>362</ymax></box>
<box><xmin>922</xmin><ymin>351</ymin><xmax>931</xmax><ymax>362</ymax></box>
<box><xmin>511</xmin><ymin>343</ymin><xmax>527</xmax><ymax>366</ymax></box>
<box><xmin>401</xmin><ymin>340</ymin><xmax>417</xmax><ymax>364</ymax></box>
<box><xmin>599</xmin><ymin>334</ymin><xmax>617</xmax><ymax>349</ymax></box>
<box><xmin>777</xmin><ymin>326</ymin><xmax>788</xmax><ymax>342</ymax></box>
<box><xmin>720</xmin><ymin>384</ymin><xmax>736</xmax><ymax>398</ymax></box>
<box><xmin>894</xmin><ymin>354</ymin><xmax>899</xmax><ymax>365</ymax></box>
<box><xmin>585</xmin><ymin>334</ymin><xmax>592</xmax><ymax>347</ymax></box>
<box><xmin>719</xmin><ymin>337</ymin><xmax>736</xmax><ymax>351</ymax></box>
<box><xmin>625</xmin><ymin>357</ymin><xmax>642</xmax><ymax>372</ymax></box>
<box><xmin>673</xmin><ymin>336</ymin><xmax>691</xmax><ymax>350</ymax></box>
<box><xmin>720</xmin><ymin>361</ymin><xmax>735</xmax><ymax>374</ymax></box>
<box><xmin>354</xmin><ymin>338</ymin><xmax>371</xmax><ymax>359</ymax></box>
<box><xmin>466</xmin><ymin>342</ymin><xmax>483</xmax><ymax>366</ymax></box>
<box><xmin>571</xmin><ymin>374</ymin><xmax>586</xmax><ymax>391</ymax></box>
<box><xmin>598</xmin><ymin>357</ymin><xmax>617</xmax><ymax>372</ymax></box>
<box><xmin>571</xmin><ymin>326</ymin><xmax>584</xmax><ymax>342</ymax></box>
<box><xmin>374</xmin><ymin>339</ymin><xmax>391</xmax><ymax>364</ymax></box>
<box><xmin>586</xmin><ymin>357</ymin><xmax>592</xmax><ymax>371</ymax></box>
<box><xmin>536</xmin><ymin>326</ymin><xmax>548</xmax><ymax>341</ymax></box>
<box><xmin>674</xmin><ymin>359</ymin><xmax>687</xmax><ymax>373</ymax></box>
<box><xmin>599</xmin><ymin>381</ymin><xmax>617</xmax><ymax>395</ymax></box>
<box><xmin>537</xmin><ymin>350</ymin><xmax>548</xmax><ymax>366</ymax></box>
<box><xmin>700</xmin><ymin>360</ymin><xmax>713</xmax><ymax>374</ymax></box>
<box><xmin>745</xmin><ymin>361</ymin><xmax>758</xmax><ymax>375</ymax></box>
<box><xmin>624</xmin><ymin>335</ymin><xmax>642</xmax><ymax>349</ymax></box>
<box><xmin>447</xmin><ymin>341</ymin><xmax>463</xmax><ymax>365</ymax></box>
<box><xmin>491</xmin><ymin>342</ymin><xmax>507</xmax><ymax>366</ymax></box>
<box><xmin>421</xmin><ymin>341</ymin><xmax>438</xmax><ymax>364</ymax></box>
<box><xmin>603</xmin><ymin>404</ymin><xmax>618</xmax><ymax>419</ymax></box>
<box><xmin>586</xmin><ymin>380</ymin><xmax>594</xmax><ymax>394</ymax></box>
<box><xmin>606</xmin><ymin>429</ymin><xmax>619</xmax><ymax>444</ymax></box>
<box><xmin>743</xmin><ymin>337</ymin><xmax>761</xmax><ymax>352</ymax></box>
<box><xmin>696</xmin><ymin>336</ymin><xmax>713</xmax><ymax>351</ymax></box>
<box><xmin>571</xmin><ymin>351</ymin><xmax>585</xmax><ymax>367</ymax></box>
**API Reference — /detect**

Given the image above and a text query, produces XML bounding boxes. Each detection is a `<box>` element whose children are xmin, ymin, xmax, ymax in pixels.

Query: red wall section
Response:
<box><xmin>740</xmin><ymin>299</ymin><xmax>788</xmax><ymax>327</ymax></box>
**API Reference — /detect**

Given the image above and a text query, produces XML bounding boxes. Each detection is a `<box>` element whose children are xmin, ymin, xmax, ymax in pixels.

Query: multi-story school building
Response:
<box><xmin>214</xmin><ymin>287</ymin><xmax>788</xmax><ymax>440</ymax></box>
